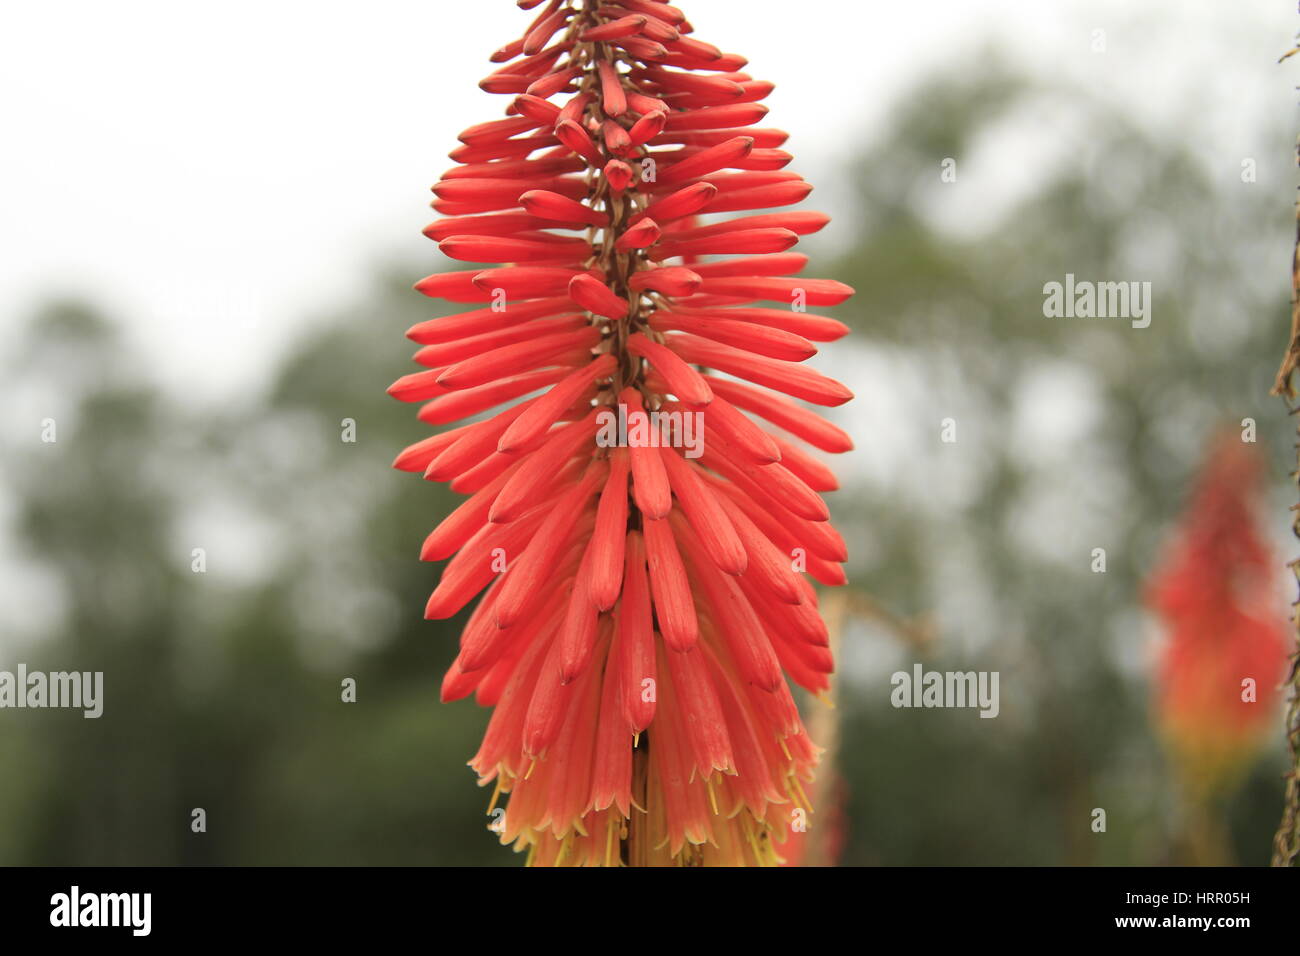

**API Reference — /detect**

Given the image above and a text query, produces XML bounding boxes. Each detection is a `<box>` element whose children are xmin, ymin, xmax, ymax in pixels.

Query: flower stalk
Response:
<box><xmin>392</xmin><ymin>0</ymin><xmax>855</xmax><ymax>866</ymax></box>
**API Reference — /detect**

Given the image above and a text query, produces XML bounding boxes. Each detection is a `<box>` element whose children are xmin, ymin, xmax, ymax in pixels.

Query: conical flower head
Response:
<box><xmin>391</xmin><ymin>0</ymin><xmax>855</xmax><ymax>866</ymax></box>
<box><xmin>1146</xmin><ymin>435</ymin><xmax>1288</xmax><ymax>792</ymax></box>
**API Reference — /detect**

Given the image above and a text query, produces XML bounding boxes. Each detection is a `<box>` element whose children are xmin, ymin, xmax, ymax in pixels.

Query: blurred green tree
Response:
<box><xmin>830</xmin><ymin>57</ymin><xmax>1290</xmax><ymax>865</ymax></box>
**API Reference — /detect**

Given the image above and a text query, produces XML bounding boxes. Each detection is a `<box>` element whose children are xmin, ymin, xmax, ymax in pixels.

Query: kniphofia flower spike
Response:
<box><xmin>1147</xmin><ymin>436</ymin><xmax>1288</xmax><ymax>795</ymax></box>
<box><xmin>392</xmin><ymin>0</ymin><xmax>854</xmax><ymax>866</ymax></box>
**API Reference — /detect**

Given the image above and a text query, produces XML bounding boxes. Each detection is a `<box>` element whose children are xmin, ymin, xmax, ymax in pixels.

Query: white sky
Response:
<box><xmin>0</xmin><ymin>0</ymin><xmax>1295</xmax><ymax>404</ymax></box>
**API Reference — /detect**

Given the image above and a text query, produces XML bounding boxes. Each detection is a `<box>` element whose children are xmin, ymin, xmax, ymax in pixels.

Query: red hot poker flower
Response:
<box><xmin>1147</xmin><ymin>435</ymin><xmax>1288</xmax><ymax>793</ymax></box>
<box><xmin>392</xmin><ymin>0</ymin><xmax>855</xmax><ymax>866</ymax></box>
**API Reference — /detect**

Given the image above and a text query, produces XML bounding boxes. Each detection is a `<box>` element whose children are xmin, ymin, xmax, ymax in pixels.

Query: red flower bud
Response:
<box><xmin>392</xmin><ymin>0</ymin><xmax>855</xmax><ymax>867</ymax></box>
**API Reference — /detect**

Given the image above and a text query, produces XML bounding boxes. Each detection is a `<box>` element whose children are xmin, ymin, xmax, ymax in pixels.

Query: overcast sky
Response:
<box><xmin>1</xmin><ymin>0</ymin><xmax>1294</xmax><ymax>403</ymax></box>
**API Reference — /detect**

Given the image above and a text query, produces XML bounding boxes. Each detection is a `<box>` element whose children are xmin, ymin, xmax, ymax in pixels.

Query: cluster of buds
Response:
<box><xmin>1148</xmin><ymin>436</ymin><xmax>1288</xmax><ymax>796</ymax></box>
<box><xmin>391</xmin><ymin>0</ymin><xmax>854</xmax><ymax>866</ymax></box>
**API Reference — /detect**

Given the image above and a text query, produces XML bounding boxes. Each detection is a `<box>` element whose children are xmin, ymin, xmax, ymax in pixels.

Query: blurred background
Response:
<box><xmin>1</xmin><ymin>0</ymin><xmax>1297</xmax><ymax>865</ymax></box>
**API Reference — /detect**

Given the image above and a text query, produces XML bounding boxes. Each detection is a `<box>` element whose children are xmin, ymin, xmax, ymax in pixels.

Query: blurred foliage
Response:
<box><xmin>0</xmin><ymin>57</ymin><xmax>1292</xmax><ymax>865</ymax></box>
<box><xmin>0</xmin><ymin>291</ymin><xmax>502</xmax><ymax>865</ymax></box>
<box><xmin>828</xmin><ymin>58</ymin><xmax>1291</xmax><ymax>865</ymax></box>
